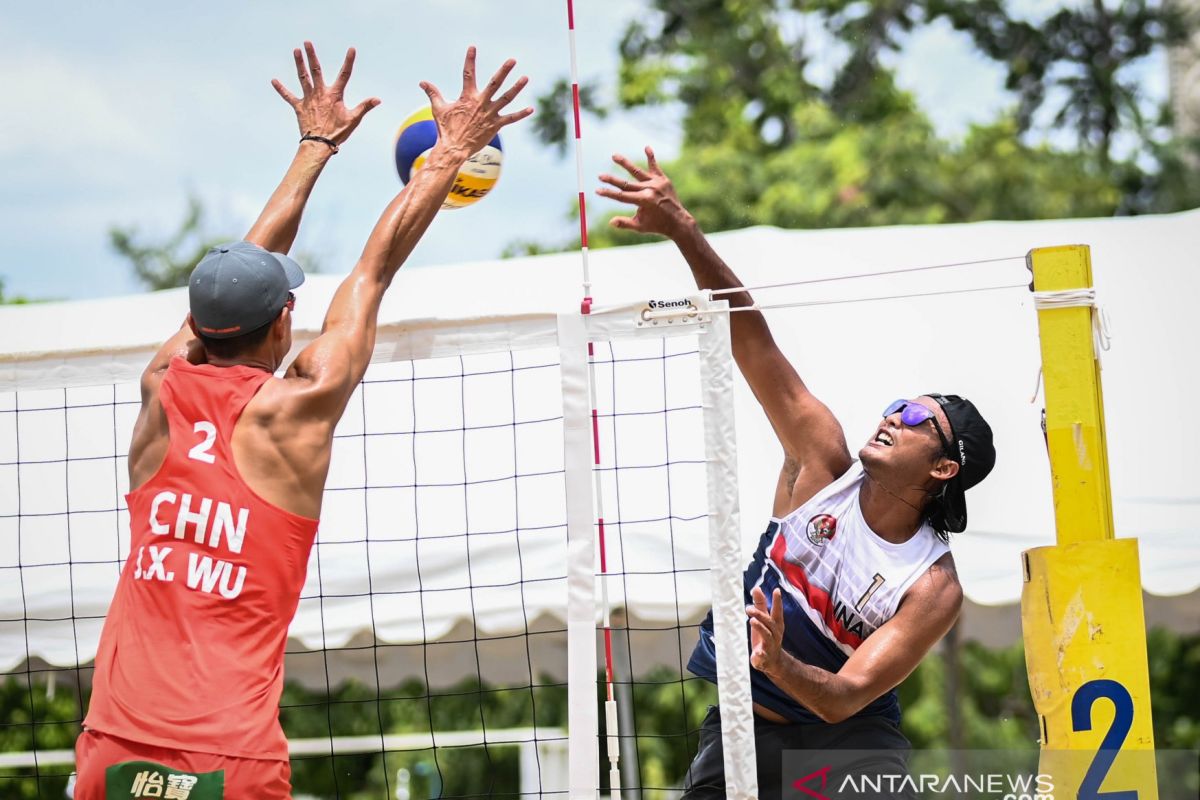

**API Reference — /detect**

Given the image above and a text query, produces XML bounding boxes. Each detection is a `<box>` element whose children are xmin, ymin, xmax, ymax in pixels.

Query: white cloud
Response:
<box><xmin>1</xmin><ymin>50</ymin><xmax>163</xmax><ymax>164</ymax></box>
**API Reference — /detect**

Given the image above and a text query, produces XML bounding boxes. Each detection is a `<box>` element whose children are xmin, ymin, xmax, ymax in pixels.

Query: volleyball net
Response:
<box><xmin>0</xmin><ymin>297</ymin><xmax>754</xmax><ymax>798</ymax></box>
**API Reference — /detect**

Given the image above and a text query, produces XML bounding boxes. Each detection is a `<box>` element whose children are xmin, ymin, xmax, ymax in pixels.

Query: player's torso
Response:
<box><xmin>87</xmin><ymin>357</ymin><xmax>322</xmax><ymax>759</ymax></box>
<box><xmin>733</xmin><ymin>462</ymin><xmax>948</xmax><ymax>723</ymax></box>
<box><xmin>762</xmin><ymin>462</ymin><xmax>950</xmax><ymax>657</ymax></box>
<box><xmin>129</xmin><ymin>368</ymin><xmax>332</xmax><ymax>521</ymax></box>
<box><xmin>688</xmin><ymin>463</ymin><xmax>951</xmax><ymax>724</ymax></box>
<box><xmin>123</xmin><ymin>361</ymin><xmax>319</xmax><ymax>616</ymax></box>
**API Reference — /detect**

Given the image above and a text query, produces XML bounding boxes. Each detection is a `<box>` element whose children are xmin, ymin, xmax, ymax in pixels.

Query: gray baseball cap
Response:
<box><xmin>189</xmin><ymin>241</ymin><xmax>305</xmax><ymax>339</ymax></box>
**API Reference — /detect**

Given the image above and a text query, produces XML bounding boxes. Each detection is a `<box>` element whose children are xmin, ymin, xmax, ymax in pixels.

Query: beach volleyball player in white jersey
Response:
<box><xmin>598</xmin><ymin>148</ymin><xmax>996</xmax><ymax>798</ymax></box>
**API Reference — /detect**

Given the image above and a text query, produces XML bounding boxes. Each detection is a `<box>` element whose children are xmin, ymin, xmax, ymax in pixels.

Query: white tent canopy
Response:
<box><xmin>2</xmin><ymin>212</ymin><xmax>1198</xmax><ymax>678</ymax></box>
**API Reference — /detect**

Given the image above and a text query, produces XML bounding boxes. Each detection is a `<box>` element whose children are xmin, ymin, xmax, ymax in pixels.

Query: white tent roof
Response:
<box><xmin>2</xmin><ymin>212</ymin><xmax>1198</xmax><ymax>676</ymax></box>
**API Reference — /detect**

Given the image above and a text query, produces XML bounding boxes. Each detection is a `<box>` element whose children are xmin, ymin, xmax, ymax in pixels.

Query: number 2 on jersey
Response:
<box><xmin>188</xmin><ymin>421</ymin><xmax>217</xmax><ymax>464</ymax></box>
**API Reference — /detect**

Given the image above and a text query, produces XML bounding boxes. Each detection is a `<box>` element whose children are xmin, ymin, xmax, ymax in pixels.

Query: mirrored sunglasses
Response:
<box><xmin>882</xmin><ymin>399</ymin><xmax>954</xmax><ymax>459</ymax></box>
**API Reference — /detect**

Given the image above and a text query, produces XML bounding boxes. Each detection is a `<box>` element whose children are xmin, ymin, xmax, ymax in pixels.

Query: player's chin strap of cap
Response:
<box><xmin>1028</xmin><ymin>288</ymin><xmax>1112</xmax><ymax>403</ymax></box>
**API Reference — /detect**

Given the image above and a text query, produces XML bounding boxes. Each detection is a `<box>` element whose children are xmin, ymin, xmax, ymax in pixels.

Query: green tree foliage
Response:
<box><xmin>109</xmin><ymin>196</ymin><xmax>229</xmax><ymax>291</ymax></box>
<box><xmin>524</xmin><ymin>0</ymin><xmax>1195</xmax><ymax>256</ymax></box>
<box><xmin>531</xmin><ymin>79</ymin><xmax>609</xmax><ymax>157</ymax></box>
<box><xmin>0</xmin><ymin>675</ymin><xmax>85</xmax><ymax>799</ymax></box>
<box><xmin>935</xmin><ymin>0</ymin><xmax>1187</xmax><ymax>165</ymax></box>
<box><xmin>581</xmin><ymin>107</ymin><xmax>1124</xmax><ymax>251</ymax></box>
<box><xmin>617</xmin><ymin>0</ymin><xmax>818</xmax><ymax>149</ymax></box>
<box><xmin>899</xmin><ymin>636</ymin><xmax>1040</xmax><ymax>750</ymax></box>
<box><xmin>624</xmin><ymin>673</ymin><xmax>717</xmax><ymax>790</ymax></box>
<box><xmin>279</xmin><ymin>672</ymin><xmax>715</xmax><ymax>798</ymax></box>
<box><xmin>1147</xmin><ymin>627</ymin><xmax>1200</xmax><ymax>749</ymax></box>
<box><xmin>614</xmin><ymin>0</ymin><xmax>1185</xmax><ymax>159</ymax></box>
<box><xmin>0</xmin><ymin>278</ymin><xmax>33</xmax><ymax>305</ymax></box>
<box><xmin>279</xmin><ymin>676</ymin><xmax>570</xmax><ymax>799</ymax></box>
<box><xmin>3</xmin><ymin>631</ymin><xmax>1197</xmax><ymax>796</ymax></box>
<box><xmin>109</xmin><ymin>195</ymin><xmax>324</xmax><ymax>291</ymax></box>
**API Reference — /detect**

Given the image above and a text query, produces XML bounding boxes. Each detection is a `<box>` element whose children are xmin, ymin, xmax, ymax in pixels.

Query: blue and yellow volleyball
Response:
<box><xmin>394</xmin><ymin>107</ymin><xmax>503</xmax><ymax>210</ymax></box>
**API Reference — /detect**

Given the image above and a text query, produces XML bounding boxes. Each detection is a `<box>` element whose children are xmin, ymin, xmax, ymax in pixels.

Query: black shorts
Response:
<box><xmin>681</xmin><ymin>705</ymin><xmax>913</xmax><ymax>800</ymax></box>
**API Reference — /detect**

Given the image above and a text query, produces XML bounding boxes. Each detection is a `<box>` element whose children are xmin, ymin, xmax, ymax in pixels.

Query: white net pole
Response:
<box><xmin>698</xmin><ymin>300</ymin><xmax>757</xmax><ymax>799</ymax></box>
<box><xmin>557</xmin><ymin>311</ymin><xmax>600</xmax><ymax>797</ymax></box>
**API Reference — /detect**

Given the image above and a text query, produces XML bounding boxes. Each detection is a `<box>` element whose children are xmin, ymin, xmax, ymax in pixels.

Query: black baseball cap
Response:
<box><xmin>189</xmin><ymin>241</ymin><xmax>304</xmax><ymax>339</ymax></box>
<box><xmin>924</xmin><ymin>393</ymin><xmax>995</xmax><ymax>533</ymax></box>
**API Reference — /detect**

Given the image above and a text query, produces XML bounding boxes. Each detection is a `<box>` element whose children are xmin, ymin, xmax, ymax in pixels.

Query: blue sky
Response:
<box><xmin>0</xmin><ymin>1</ymin><xmax>1166</xmax><ymax>301</ymax></box>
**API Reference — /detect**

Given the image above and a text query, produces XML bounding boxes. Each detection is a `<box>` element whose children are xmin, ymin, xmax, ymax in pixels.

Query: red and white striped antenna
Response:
<box><xmin>567</xmin><ymin>0</ymin><xmax>594</xmax><ymax>309</ymax></box>
<box><xmin>565</xmin><ymin>0</ymin><xmax>621</xmax><ymax>795</ymax></box>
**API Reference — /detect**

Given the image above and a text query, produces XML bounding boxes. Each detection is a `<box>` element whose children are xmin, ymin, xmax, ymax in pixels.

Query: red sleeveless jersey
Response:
<box><xmin>85</xmin><ymin>357</ymin><xmax>320</xmax><ymax>760</ymax></box>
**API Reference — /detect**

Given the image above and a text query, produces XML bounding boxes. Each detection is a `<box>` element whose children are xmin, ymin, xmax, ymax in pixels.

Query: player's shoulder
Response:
<box><xmin>246</xmin><ymin>372</ymin><xmax>341</xmax><ymax>428</ymax></box>
<box><xmin>785</xmin><ymin>456</ymin><xmax>857</xmax><ymax>510</ymax></box>
<box><xmin>903</xmin><ymin>551</ymin><xmax>963</xmax><ymax>616</ymax></box>
<box><xmin>244</xmin><ymin>374</ymin><xmax>299</xmax><ymax>413</ymax></box>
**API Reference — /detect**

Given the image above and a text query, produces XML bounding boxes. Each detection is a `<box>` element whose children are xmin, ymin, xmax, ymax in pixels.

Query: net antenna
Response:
<box><xmin>562</xmin><ymin>6</ymin><xmax>760</xmax><ymax>796</ymax></box>
<box><xmin>563</xmin><ymin>1</ymin><xmax>622</xmax><ymax>795</ymax></box>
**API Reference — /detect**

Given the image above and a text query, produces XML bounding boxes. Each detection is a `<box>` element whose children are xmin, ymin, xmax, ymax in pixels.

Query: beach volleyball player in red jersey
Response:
<box><xmin>73</xmin><ymin>44</ymin><xmax>532</xmax><ymax>799</ymax></box>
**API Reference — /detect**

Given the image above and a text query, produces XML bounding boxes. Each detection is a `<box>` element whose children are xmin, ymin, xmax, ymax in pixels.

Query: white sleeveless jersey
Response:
<box><xmin>759</xmin><ymin>461</ymin><xmax>950</xmax><ymax>655</ymax></box>
<box><xmin>688</xmin><ymin>461</ymin><xmax>950</xmax><ymax>722</ymax></box>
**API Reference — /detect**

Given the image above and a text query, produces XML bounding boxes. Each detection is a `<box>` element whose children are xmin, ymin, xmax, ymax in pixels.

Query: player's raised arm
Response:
<box><xmin>287</xmin><ymin>47</ymin><xmax>532</xmax><ymax>416</ymax></box>
<box><xmin>597</xmin><ymin>149</ymin><xmax>852</xmax><ymax>501</ymax></box>
<box><xmin>247</xmin><ymin>42</ymin><xmax>381</xmax><ymax>253</ymax></box>
<box><xmin>139</xmin><ymin>42</ymin><xmax>379</xmax><ymax>386</ymax></box>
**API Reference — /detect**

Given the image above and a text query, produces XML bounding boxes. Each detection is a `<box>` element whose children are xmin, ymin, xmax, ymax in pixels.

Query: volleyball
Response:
<box><xmin>394</xmin><ymin>106</ymin><xmax>503</xmax><ymax>210</ymax></box>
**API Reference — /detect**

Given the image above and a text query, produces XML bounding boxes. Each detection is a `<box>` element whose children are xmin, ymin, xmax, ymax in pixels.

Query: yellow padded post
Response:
<box><xmin>1021</xmin><ymin>246</ymin><xmax>1157</xmax><ymax>798</ymax></box>
<box><xmin>1026</xmin><ymin>245</ymin><xmax>1114</xmax><ymax>545</ymax></box>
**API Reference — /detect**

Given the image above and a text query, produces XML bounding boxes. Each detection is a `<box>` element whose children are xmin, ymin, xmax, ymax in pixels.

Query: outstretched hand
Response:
<box><xmin>272</xmin><ymin>41</ymin><xmax>381</xmax><ymax>148</ymax></box>
<box><xmin>748</xmin><ymin>585</ymin><xmax>786</xmax><ymax>675</ymax></box>
<box><xmin>597</xmin><ymin>147</ymin><xmax>694</xmax><ymax>240</ymax></box>
<box><xmin>420</xmin><ymin>47</ymin><xmax>533</xmax><ymax>158</ymax></box>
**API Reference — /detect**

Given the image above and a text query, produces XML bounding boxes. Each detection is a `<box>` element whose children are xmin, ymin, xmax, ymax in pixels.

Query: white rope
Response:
<box><xmin>709</xmin><ymin>255</ymin><xmax>1025</xmax><ymax>297</ymax></box>
<box><xmin>1027</xmin><ymin>288</ymin><xmax>1112</xmax><ymax>402</ymax></box>
<box><xmin>626</xmin><ymin>283</ymin><xmax>1028</xmax><ymax>324</ymax></box>
<box><xmin>728</xmin><ymin>282</ymin><xmax>1029</xmax><ymax>312</ymax></box>
<box><xmin>1032</xmin><ymin>287</ymin><xmax>1112</xmax><ymax>355</ymax></box>
<box><xmin>1031</xmin><ymin>287</ymin><xmax>1094</xmax><ymax>310</ymax></box>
